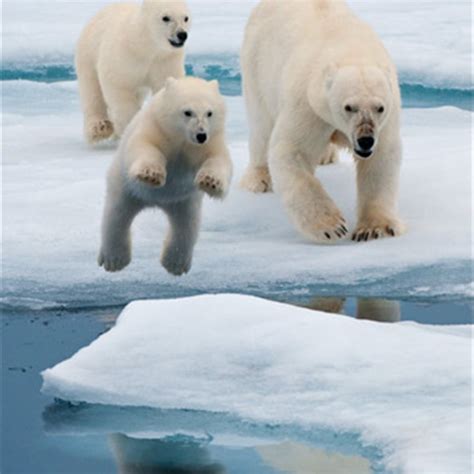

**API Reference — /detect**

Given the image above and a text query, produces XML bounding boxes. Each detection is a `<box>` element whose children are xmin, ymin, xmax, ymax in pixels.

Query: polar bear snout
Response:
<box><xmin>196</xmin><ymin>132</ymin><xmax>208</xmax><ymax>144</ymax></box>
<box><xmin>355</xmin><ymin>136</ymin><xmax>375</xmax><ymax>158</ymax></box>
<box><xmin>169</xmin><ymin>30</ymin><xmax>188</xmax><ymax>48</ymax></box>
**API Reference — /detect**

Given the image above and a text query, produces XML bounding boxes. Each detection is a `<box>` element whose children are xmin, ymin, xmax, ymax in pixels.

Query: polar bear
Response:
<box><xmin>240</xmin><ymin>0</ymin><xmax>405</xmax><ymax>243</ymax></box>
<box><xmin>98</xmin><ymin>77</ymin><xmax>232</xmax><ymax>276</ymax></box>
<box><xmin>76</xmin><ymin>0</ymin><xmax>190</xmax><ymax>144</ymax></box>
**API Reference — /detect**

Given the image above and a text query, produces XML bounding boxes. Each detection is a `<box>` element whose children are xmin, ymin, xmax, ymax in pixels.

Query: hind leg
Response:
<box><xmin>160</xmin><ymin>196</ymin><xmax>202</xmax><ymax>276</ymax></box>
<box><xmin>240</xmin><ymin>80</ymin><xmax>274</xmax><ymax>193</ymax></box>
<box><xmin>76</xmin><ymin>61</ymin><xmax>114</xmax><ymax>144</ymax></box>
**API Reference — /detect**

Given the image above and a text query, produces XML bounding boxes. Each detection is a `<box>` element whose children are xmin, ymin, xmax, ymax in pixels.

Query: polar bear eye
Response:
<box><xmin>207</xmin><ymin>111</ymin><xmax>213</xmax><ymax>118</ymax></box>
<box><xmin>377</xmin><ymin>106</ymin><xmax>385</xmax><ymax>114</ymax></box>
<box><xmin>184</xmin><ymin>110</ymin><xmax>193</xmax><ymax>117</ymax></box>
<box><xmin>162</xmin><ymin>16</ymin><xmax>171</xmax><ymax>23</ymax></box>
<box><xmin>184</xmin><ymin>16</ymin><xmax>189</xmax><ymax>23</ymax></box>
<box><xmin>345</xmin><ymin>105</ymin><xmax>354</xmax><ymax>113</ymax></box>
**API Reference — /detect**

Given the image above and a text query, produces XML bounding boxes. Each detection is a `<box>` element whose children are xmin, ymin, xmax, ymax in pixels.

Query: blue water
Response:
<box><xmin>2</xmin><ymin>54</ymin><xmax>473</xmax><ymax>110</ymax></box>
<box><xmin>2</xmin><ymin>50</ymin><xmax>473</xmax><ymax>473</ymax></box>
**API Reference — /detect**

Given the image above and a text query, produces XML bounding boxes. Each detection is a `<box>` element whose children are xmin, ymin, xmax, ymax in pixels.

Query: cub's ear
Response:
<box><xmin>164</xmin><ymin>77</ymin><xmax>178</xmax><ymax>91</ymax></box>
<box><xmin>209</xmin><ymin>80</ymin><xmax>220</xmax><ymax>92</ymax></box>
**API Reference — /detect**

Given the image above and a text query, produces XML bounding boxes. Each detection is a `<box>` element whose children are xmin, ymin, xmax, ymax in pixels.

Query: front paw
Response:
<box><xmin>293</xmin><ymin>202</ymin><xmax>348</xmax><ymax>244</ymax></box>
<box><xmin>195</xmin><ymin>170</ymin><xmax>227</xmax><ymax>199</ymax></box>
<box><xmin>352</xmin><ymin>216</ymin><xmax>405</xmax><ymax>242</ymax></box>
<box><xmin>98</xmin><ymin>245</ymin><xmax>131</xmax><ymax>272</ymax></box>
<box><xmin>131</xmin><ymin>164</ymin><xmax>167</xmax><ymax>187</ymax></box>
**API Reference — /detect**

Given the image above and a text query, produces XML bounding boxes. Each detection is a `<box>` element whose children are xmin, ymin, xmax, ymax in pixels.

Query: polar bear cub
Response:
<box><xmin>98</xmin><ymin>77</ymin><xmax>232</xmax><ymax>276</ymax></box>
<box><xmin>240</xmin><ymin>0</ymin><xmax>405</xmax><ymax>243</ymax></box>
<box><xmin>76</xmin><ymin>0</ymin><xmax>190</xmax><ymax>144</ymax></box>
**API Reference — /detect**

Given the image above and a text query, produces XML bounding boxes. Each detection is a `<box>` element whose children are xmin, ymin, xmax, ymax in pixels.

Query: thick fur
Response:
<box><xmin>76</xmin><ymin>0</ymin><xmax>190</xmax><ymax>143</ymax></box>
<box><xmin>240</xmin><ymin>0</ymin><xmax>405</xmax><ymax>243</ymax></box>
<box><xmin>98</xmin><ymin>77</ymin><xmax>232</xmax><ymax>276</ymax></box>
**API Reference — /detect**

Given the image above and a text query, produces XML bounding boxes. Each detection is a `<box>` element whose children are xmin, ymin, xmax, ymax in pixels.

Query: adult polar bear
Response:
<box><xmin>240</xmin><ymin>0</ymin><xmax>405</xmax><ymax>243</ymax></box>
<box><xmin>76</xmin><ymin>0</ymin><xmax>190</xmax><ymax>143</ymax></box>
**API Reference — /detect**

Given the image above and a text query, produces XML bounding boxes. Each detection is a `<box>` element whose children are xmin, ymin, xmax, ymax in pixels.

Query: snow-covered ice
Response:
<box><xmin>2</xmin><ymin>80</ymin><xmax>472</xmax><ymax>308</ymax></box>
<box><xmin>42</xmin><ymin>294</ymin><xmax>473</xmax><ymax>474</ymax></box>
<box><xmin>2</xmin><ymin>0</ymin><xmax>472</xmax><ymax>90</ymax></box>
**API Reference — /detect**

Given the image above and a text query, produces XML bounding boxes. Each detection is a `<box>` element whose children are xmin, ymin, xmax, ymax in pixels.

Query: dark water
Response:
<box><xmin>2</xmin><ymin>54</ymin><xmax>473</xmax><ymax>110</ymax></box>
<box><xmin>2</xmin><ymin>296</ymin><xmax>471</xmax><ymax>474</ymax></box>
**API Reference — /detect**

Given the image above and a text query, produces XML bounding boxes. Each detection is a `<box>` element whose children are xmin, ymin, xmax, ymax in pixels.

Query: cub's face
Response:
<box><xmin>328</xmin><ymin>67</ymin><xmax>393</xmax><ymax>159</ymax></box>
<box><xmin>142</xmin><ymin>0</ymin><xmax>191</xmax><ymax>50</ymax></box>
<box><xmin>160</xmin><ymin>78</ymin><xmax>226</xmax><ymax>146</ymax></box>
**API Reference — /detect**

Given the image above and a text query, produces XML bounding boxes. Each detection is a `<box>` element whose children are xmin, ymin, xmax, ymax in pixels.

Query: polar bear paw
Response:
<box><xmin>352</xmin><ymin>215</ymin><xmax>405</xmax><ymax>242</ymax></box>
<box><xmin>294</xmin><ymin>203</ymin><xmax>348</xmax><ymax>244</ymax></box>
<box><xmin>87</xmin><ymin>119</ymin><xmax>114</xmax><ymax>143</ymax></box>
<box><xmin>131</xmin><ymin>164</ymin><xmax>167</xmax><ymax>187</ymax></box>
<box><xmin>319</xmin><ymin>146</ymin><xmax>340</xmax><ymax>166</ymax></box>
<box><xmin>240</xmin><ymin>166</ymin><xmax>273</xmax><ymax>193</ymax></box>
<box><xmin>161</xmin><ymin>248</ymin><xmax>193</xmax><ymax>276</ymax></box>
<box><xmin>195</xmin><ymin>170</ymin><xmax>227</xmax><ymax>199</ymax></box>
<box><xmin>98</xmin><ymin>245</ymin><xmax>131</xmax><ymax>273</ymax></box>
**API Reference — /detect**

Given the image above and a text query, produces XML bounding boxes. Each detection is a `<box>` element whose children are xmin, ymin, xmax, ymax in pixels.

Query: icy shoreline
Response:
<box><xmin>42</xmin><ymin>294</ymin><xmax>473</xmax><ymax>474</ymax></box>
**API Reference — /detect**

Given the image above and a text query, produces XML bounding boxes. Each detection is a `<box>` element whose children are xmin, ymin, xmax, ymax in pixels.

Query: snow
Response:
<box><xmin>2</xmin><ymin>80</ymin><xmax>472</xmax><ymax>308</ymax></box>
<box><xmin>42</xmin><ymin>294</ymin><xmax>473</xmax><ymax>474</ymax></box>
<box><xmin>2</xmin><ymin>0</ymin><xmax>472</xmax><ymax>90</ymax></box>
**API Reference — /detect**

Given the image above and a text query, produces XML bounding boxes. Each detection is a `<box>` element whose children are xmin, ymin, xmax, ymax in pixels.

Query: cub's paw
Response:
<box><xmin>240</xmin><ymin>166</ymin><xmax>273</xmax><ymax>193</ymax></box>
<box><xmin>161</xmin><ymin>249</ymin><xmax>192</xmax><ymax>277</ymax></box>
<box><xmin>98</xmin><ymin>246</ymin><xmax>131</xmax><ymax>273</ymax></box>
<box><xmin>86</xmin><ymin>119</ymin><xmax>114</xmax><ymax>143</ymax></box>
<box><xmin>196</xmin><ymin>171</ymin><xmax>227</xmax><ymax>199</ymax></box>
<box><xmin>131</xmin><ymin>164</ymin><xmax>167</xmax><ymax>187</ymax></box>
<box><xmin>352</xmin><ymin>216</ymin><xmax>406</xmax><ymax>242</ymax></box>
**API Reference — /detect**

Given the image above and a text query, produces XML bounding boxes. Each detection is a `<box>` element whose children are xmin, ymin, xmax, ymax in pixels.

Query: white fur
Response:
<box><xmin>98</xmin><ymin>77</ymin><xmax>232</xmax><ymax>276</ymax></box>
<box><xmin>240</xmin><ymin>0</ymin><xmax>405</xmax><ymax>243</ymax></box>
<box><xmin>76</xmin><ymin>0</ymin><xmax>190</xmax><ymax>143</ymax></box>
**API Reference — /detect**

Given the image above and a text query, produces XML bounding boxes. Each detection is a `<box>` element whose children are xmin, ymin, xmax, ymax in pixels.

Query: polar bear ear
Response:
<box><xmin>209</xmin><ymin>80</ymin><xmax>220</xmax><ymax>92</ymax></box>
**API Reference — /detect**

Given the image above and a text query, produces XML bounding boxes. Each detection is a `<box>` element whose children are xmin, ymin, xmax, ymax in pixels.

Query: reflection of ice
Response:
<box><xmin>42</xmin><ymin>295</ymin><xmax>472</xmax><ymax>474</ymax></box>
<box><xmin>257</xmin><ymin>442</ymin><xmax>371</xmax><ymax>474</ymax></box>
<box><xmin>109</xmin><ymin>434</ymin><xmax>225</xmax><ymax>474</ymax></box>
<box><xmin>306</xmin><ymin>297</ymin><xmax>401</xmax><ymax>323</ymax></box>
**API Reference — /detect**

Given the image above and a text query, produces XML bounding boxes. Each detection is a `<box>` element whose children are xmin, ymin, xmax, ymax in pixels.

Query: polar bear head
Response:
<box><xmin>158</xmin><ymin>77</ymin><xmax>226</xmax><ymax>146</ymax></box>
<box><xmin>141</xmin><ymin>0</ymin><xmax>191</xmax><ymax>51</ymax></box>
<box><xmin>314</xmin><ymin>66</ymin><xmax>394</xmax><ymax>159</ymax></box>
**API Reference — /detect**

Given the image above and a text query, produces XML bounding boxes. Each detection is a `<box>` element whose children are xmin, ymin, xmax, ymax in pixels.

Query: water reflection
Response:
<box><xmin>109</xmin><ymin>433</ymin><xmax>225</xmax><ymax>474</ymax></box>
<box><xmin>304</xmin><ymin>297</ymin><xmax>401</xmax><ymax>323</ymax></box>
<box><xmin>258</xmin><ymin>441</ymin><xmax>371</xmax><ymax>474</ymax></box>
<box><xmin>43</xmin><ymin>402</ymin><xmax>383</xmax><ymax>473</ymax></box>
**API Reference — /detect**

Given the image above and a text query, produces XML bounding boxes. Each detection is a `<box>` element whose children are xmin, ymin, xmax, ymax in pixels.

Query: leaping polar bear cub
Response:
<box><xmin>240</xmin><ymin>0</ymin><xmax>405</xmax><ymax>243</ymax></box>
<box><xmin>98</xmin><ymin>77</ymin><xmax>232</xmax><ymax>276</ymax></box>
<box><xmin>76</xmin><ymin>0</ymin><xmax>190</xmax><ymax>143</ymax></box>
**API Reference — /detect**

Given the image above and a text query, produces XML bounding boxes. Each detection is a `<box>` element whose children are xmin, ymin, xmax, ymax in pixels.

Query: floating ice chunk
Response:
<box><xmin>42</xmin><ymin>294</ymin><xmax>472</xmax><ymax>474</ymax></box>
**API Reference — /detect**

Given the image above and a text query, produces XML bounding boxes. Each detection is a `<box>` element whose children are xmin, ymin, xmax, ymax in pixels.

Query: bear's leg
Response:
<box><xmin>352</xmin><ymin>135</ymin><xmax>405</xmax><ymax>242</ymax></box>
<box><xmin>240</xmin><ymin>83</ymin><xmax>274</xmax><ymax>193</ymax></box>
<box><xmin>77</xmin><ymin>65</ymin><xmax>114</xmax><ymax>144</ymax></box>
<box><xmin>160</xmin><ymin>196</ymin><xmax>202</xmax><ymax>276</ymax></box>
<box><xmin>98</xmin><ymin>191</ymin><xmax>142</xmax><ymax>272</ymax></box>
<box><xmin>102</xmin><ymin>84</ymin><xmax>142</xmax><ymax>138</ymax></box>
<box><xmin>269</xmin><ymin>141</ymin><xmax>348</xmax><ymax>243</ymax></box>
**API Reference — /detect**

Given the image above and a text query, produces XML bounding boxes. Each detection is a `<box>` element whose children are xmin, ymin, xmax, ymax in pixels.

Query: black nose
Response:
<box><xmin>357</xmin><ymin>136</ymin><xmax>375</xmax><ymax>151</ymax></box>
<box><xmin>177</xmin><ymin>31</ymin><xmax>188</xmax><ymax>42</ymax></box>
<box><xmin>196</xmin><ymin>133</ymin><xmax>207</xmax><ymax>144</ymax></box>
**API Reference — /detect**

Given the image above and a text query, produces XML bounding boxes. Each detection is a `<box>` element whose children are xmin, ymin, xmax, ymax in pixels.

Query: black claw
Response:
<box><xmin>388</xmin><ymin>228</ymin><xmax>395</xmax><ymax>237</ymax></box>
<box><xmin>357</xmin><ymin>234</ymin><xmax>364</xmax><ymax>242</ymax></box>
<box><xmin>325</xmin><ymin>232</ymin><xmax>331</xmax><ymax>240</ymax></box>
<box><xmin>364</xmin><ymin>233</ymin><xmax>369</xmax><ymax>241</ymax></box>
<box><xmin>352</xmin><ymin>234</ymin><xmax>356</xmax><ymax>241</ymax></box>
<box><xmin>342</xmin><ymin>225</ymin><xmax>348</xmax><ymax>233</ymax></box>
<box><xmin>335</xmin><ymin>231</ymin><xmax>341</xmax><ymax>238</ymax></box>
